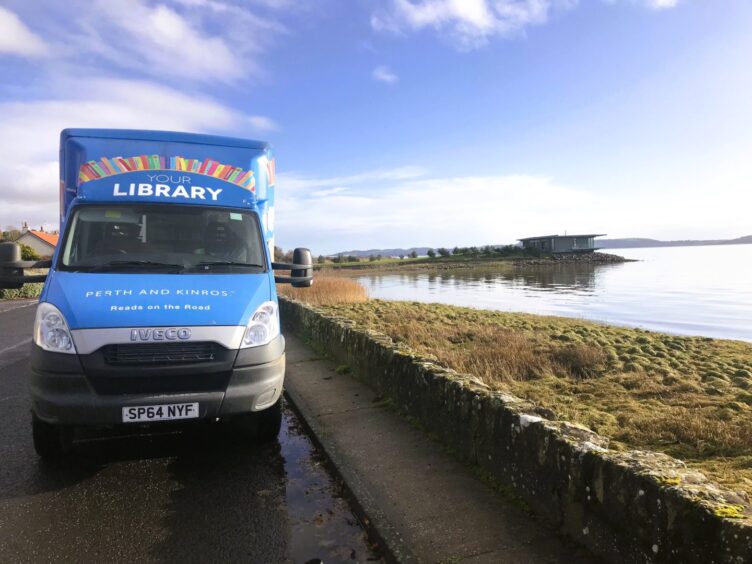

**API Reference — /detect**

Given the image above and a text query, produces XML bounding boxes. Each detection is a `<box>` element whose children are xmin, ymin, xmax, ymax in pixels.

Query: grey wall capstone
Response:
<box><xmin>280</xmin><ymin>297</ymin><xmax>752</xmax><ymax>564</ymax></box>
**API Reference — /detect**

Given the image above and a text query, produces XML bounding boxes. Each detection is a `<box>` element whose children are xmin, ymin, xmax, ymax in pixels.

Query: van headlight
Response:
<box><xmin>241</xmin><ymin>301</ymin><xmax>279</xmax><ymax>348</ymax></box>
<box><xmin>34</xmin><ymin>303</ymin><xmax>76</xmax><ymax>354</ymax></box>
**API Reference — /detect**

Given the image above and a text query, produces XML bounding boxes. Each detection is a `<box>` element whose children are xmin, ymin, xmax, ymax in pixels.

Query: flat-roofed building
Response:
<box><xmin>518</xmin><ymin>234</ymin><xmax>605</xmax><ymax>254</ymax></box>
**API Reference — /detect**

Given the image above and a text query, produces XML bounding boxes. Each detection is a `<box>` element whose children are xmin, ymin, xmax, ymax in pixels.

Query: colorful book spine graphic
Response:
<box><xmin>100</xmin><ymin>157</ymin><xmax>117</xmax><ymax>175</ymax></box>
<box><xmin>77</xmin><ymin>155</ymin><xmax>257</xmax><ymax>191</ymax></box>
<box><xmin>236</xmin><ymin>170</ymin><xmax>252</xmax><ymax>187</ymax></box>
<box><xmin>114</xmin><ymin>157</ymin><xmax>131</xmax><ymax>172</ymax></box>
<box><xmin>227</xmin><ymin>167</ymin><xmax>242</xmax><ymax>182</ymax></box>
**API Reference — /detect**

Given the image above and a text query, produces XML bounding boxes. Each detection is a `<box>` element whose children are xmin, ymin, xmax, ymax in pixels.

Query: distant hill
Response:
<box><xmin>332</xmin><ymin>235</ymin><xmax>752</xmax><ymax>257</ymax></box>
<box><xmin>330</xmin><ymin>247</ymin><xmax>432</xmax><ymax>258</ymax></box>
<box><xmin>599</xmin><ymin>235</ymin><xmax>752</xmax><ymax>249</ymax></box>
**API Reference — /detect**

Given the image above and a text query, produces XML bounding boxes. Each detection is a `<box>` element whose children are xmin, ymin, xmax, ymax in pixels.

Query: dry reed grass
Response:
<box><xmin>277</xmin><ymin>273</ymin><xmax>368</xmax><ymax>306</ymax></box>
<box><xmin>383</xmin><ymin>321</ymin><xmax>611</xmax><ymax>384</ymax></box>
<box><xmin>553</xmin><ymin>344</ymin><xmax>609</xmax><ymax>379</ymax></box>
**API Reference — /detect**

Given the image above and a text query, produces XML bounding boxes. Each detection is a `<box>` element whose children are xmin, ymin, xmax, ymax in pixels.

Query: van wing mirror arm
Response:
<box><xmin>274</xmin><ymin>274</ymin><xmax>314</xmax><ymax>285</ymax></box>
<box><xmin>0</xmin><ymin>243</ymin><xmax>51</xmax><ymax>289</ymax></box>
<box><xmin>271</xmin><ymin>263</ymin><xmax>314</xmax><ymax>285</ymax></box>
<box><xmin>271</xmin><ymin>262</ymin><xmax>312</xmax><ymax>271</ymax></box>
<box><xmin>0</xmin><ymin>273</ymin><xmax>48</xmax><ymax>287</ymax></box>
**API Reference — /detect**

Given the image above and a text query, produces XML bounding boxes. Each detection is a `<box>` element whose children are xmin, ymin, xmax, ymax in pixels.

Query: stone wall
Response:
<box><xmin>280</xmin><ymin>297</ymin><xmax>752</xmax><ymax>563</ymax></box>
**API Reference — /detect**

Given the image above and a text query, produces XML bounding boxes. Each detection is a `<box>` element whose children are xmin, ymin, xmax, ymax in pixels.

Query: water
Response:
<box><xmin>354</xmin><ymin>245</ymin><xmax>752</xmax><ymax>342</ymax></box>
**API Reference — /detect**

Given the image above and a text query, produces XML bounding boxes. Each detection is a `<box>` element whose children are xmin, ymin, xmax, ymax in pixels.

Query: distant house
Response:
<box><xmin>518</xmin><ymin>234</ymin><xmax>606</xmax><ymax>254</ymax></box>
<box><xmin>17</xmin><ymin>225</ymin><xmax>59</xmax><ymax>258</ymax></box>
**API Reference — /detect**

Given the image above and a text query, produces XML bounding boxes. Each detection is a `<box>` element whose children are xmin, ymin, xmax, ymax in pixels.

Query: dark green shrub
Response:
<box><xmin>0</xmin><ymin>283</ymin><xmax>43</xmax><ymax>300</ymax></box>
<box><xmin>20</xmin><ymin>244</ymin><xmax>41</xmax><ymax>261</ymax></box>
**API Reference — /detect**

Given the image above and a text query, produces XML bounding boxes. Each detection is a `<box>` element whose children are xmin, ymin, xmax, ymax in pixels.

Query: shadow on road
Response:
<box><xmin>149</xmin><ymin>429</ymin><xmax>290</xmax><ymax>562</ymax></box>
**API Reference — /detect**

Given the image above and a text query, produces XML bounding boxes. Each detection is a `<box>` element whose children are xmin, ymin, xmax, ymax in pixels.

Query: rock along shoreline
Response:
<box><xmin>514</xmin><ymin>251</ymin><xmax>635</xmax><ymax>266</ymax></box>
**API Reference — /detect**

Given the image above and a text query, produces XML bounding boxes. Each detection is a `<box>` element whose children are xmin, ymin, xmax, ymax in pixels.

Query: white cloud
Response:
<box><xmin>179</xmin><ymin>0</ymin><xmax>300</xmax><ymax>9</ymax></box>
<box><xmin>311</xmin><ymin>187</ymin><xmax>350</xmax><ymax>198</ymax></box>
<box><xmin>371</xmin><ymin>0</ymin><xmax>566</xmax><ymax>49</ymax></box>
<box><xmin>644</xmin><ymin>0</ymin><xmax>679</xmax><ymax>9</ymax></box>
<box><xmin>0</xmin><ymin>6</ymin><xmax>48</xmax><ymax>57</ymax></box>
<box><xmin>280</xmin><ymin>166</ymin><xmax>427</xmax><ymax>192</ymax></box>
<box><xmin>65</xmin><ymin>0</ymin><xmax>279</xmax><ymax>84</ymax></box>
<box><xmin>0</xmin><ymin>77</ymin><xmax>266</xmax><ymax>229</ymax></box>
<box><xmin>371</xmin><ymin>0</ymin><xmax>682</xmax><ymax>49</ymax></box>
<box><xmin>248</xmin><ymin>115</ymin><xmax>279</xmax><ymax>132</ymax></box>
<box><xmin>107</xmin><ymin>2</ymin><xmax>241</xmax><ymax>82</ymax></box>
<box><xmin>11</xmin><ymin>0</ymin><xmax>289</xmax><ymax>85</ymax></box>
<box><xmin>372</xmin><ymin>65</ymin><xmax>399</xmax><ymax>84</ymax></box>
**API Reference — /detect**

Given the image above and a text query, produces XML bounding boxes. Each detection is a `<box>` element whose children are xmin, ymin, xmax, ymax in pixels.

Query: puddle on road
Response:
<box><xmin>280</xmin><ymin>403</ymin><xmax>382</xmax><ymax>563</ymax></box>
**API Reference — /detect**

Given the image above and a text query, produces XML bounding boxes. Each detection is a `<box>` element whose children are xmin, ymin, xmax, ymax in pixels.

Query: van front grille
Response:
<box><xmin>102</xmin><ymin>342</ymin><xmax>216</xmax><ymax>366</ymax></box>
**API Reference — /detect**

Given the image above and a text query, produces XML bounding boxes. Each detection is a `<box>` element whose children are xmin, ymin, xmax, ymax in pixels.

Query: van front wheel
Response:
<box><xmin>32</xmin><ymin>415</ymin><xmax>72</xmax><ymax>459</ymax></box>
<box><xmin>236</xmin><ymin>399</ymin><xmax>282</xmax><ymax>442</ymax></box>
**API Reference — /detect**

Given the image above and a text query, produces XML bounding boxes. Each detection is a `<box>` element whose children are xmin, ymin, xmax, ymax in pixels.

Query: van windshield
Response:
<box><xmin>58</xmin><ymin>204</ymin><xmax>267</xmax><ymax>273</ymax></box>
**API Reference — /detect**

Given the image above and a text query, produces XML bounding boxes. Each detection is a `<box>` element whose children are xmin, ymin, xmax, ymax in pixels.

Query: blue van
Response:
<box><xmin>0</xmin><ymin>129</ymin><xmax>312</xmax><ymax>457</ymax></box>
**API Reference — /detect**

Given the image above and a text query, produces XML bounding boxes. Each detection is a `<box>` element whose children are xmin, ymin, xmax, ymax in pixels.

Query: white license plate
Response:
<box><xmin>122</xmin><ymin>403</ymin><xmax>199</xmax><ymax>423</ymax></box>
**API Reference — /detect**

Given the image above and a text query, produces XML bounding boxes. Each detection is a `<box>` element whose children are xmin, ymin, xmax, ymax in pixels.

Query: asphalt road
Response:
<box><xmin>0</xmin><ymin>300</ymin><xmax>379</xmax><ymax>563</ymax></box>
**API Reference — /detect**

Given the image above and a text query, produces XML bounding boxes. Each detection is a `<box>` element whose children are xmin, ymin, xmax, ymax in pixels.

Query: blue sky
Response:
<box><xmin>0</xmin><ymin>0</ymin><xmax>750</xmax><ymax>254</ymax></box>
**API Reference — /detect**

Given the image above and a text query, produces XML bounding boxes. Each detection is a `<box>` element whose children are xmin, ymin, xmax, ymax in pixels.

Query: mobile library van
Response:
<box><xmin>0</xmin><ymin>129</ymin><xmax>312</xmax><ymax>457</ymax></box>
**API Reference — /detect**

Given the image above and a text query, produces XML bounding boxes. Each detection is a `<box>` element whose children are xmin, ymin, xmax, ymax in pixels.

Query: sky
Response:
<box><xmin>0</xmin><ymin>0</ymin><xmax>750</xmax><ymax>255</ymax></box>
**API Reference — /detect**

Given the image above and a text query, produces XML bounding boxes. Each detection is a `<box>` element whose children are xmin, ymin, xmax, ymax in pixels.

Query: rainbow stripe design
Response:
<box><xmin>78</xmin><ymin>155</ymin><xmax>255</xmax><ymax>191</ymax></box>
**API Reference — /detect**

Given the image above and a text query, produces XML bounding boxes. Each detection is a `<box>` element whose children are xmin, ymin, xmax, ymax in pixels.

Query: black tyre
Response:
<box><xmin>32</xmin><ymin>415</ymin><xmax>72</xmax><ymax>459</ymax></box>
<box><xmin>236</xmin><ymin>399</ymin><xmax>283</xmax><ymax>442</ymax></box>
<box><xmin>256</xmin><ymin>399</ymin><xmax>283</xmax><ymax>442</ymax></box>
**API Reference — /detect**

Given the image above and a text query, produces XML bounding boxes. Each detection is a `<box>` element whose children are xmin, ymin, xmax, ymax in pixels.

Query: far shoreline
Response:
<box><xmin>318</xmin><ymin>251</ymin><xmax>634</xmax><ymax>274</ymax></box>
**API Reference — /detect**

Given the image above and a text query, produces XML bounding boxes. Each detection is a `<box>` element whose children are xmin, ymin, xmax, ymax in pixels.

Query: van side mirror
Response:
<box><xmin>0</xmin><ymin>241</ymin><xmax>22</xmax><ymax>263</ymax></box>
<box><xmin>0</xmin><ymin>242</ymin><xmax>51</xmax><ymax>289</ymax></box>
<box><xmin>291</xmin><ymin>248</ymin><xmax>313</xmax><ymax>288</ymax></box>
<box><xmin>0</xmin><ymin>242</ymin><xmax>24</xmax><ymax>289</ymax></box>
<box><xmin>271</xmin><ymin>247</ymin><xmax>314</xmax><ymax>287</ymax></box>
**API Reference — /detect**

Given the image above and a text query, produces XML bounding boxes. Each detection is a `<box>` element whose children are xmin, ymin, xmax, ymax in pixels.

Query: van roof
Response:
<box><xmin>61</xmin><ymin>129</ymin><xmax>269</xmax><ymax>151</ymax></box>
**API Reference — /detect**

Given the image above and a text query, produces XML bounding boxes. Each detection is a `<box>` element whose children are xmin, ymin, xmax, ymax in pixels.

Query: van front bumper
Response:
<box><xmin>29</xmin><ymin>336</ymin><xmax>285</xmax><ymax>426</ymax></box>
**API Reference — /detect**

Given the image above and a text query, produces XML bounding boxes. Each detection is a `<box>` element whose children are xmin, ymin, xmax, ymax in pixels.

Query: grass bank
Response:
<box><xmin>281</xmin><ymin>276</ymin><xmax>752</xmax><ymax>497</ymax></box>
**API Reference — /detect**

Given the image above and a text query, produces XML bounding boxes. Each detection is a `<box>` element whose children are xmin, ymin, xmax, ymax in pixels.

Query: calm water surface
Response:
<box><xmin>355</xmin><ymin>245</ymin><xmax>752</xmax><ymax>341</ymax></box>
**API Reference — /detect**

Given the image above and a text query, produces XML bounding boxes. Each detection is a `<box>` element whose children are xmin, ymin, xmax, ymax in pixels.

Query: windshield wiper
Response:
<box><xmin>189</xmin><ymin>261</ymin><xmax>265</xmax><ymax>271</ymax></box>
<box><xmin>81</xmin><ymin>260</ymin><xmax>185</xmax><ymax>272</ymax></box>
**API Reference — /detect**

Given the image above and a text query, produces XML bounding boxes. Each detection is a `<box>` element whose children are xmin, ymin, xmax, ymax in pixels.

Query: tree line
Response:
<box><xmin>273</xmin><ymin>244</ymin><xmax>541</xmax><ymax>265</ymax></box>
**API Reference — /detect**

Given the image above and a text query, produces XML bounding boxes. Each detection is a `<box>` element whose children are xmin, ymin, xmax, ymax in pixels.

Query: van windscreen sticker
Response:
<box><xmin>78</xmin><ymin>155</ymin><xmax>255</xmax><ymax>191</ymax></box>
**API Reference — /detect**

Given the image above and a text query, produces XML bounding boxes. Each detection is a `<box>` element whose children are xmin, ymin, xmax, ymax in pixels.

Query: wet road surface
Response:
<box><xmin>0</xmin><ymin>300</ymin><xmax>380</xmax><ymax>563</ymax></box>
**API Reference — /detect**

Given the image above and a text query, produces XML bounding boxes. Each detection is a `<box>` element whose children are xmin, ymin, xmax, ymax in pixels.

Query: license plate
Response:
<box><xmin>122</xmin><ymin>403</ymin><xmax>199</xmax><ymax>423</ymax></box>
